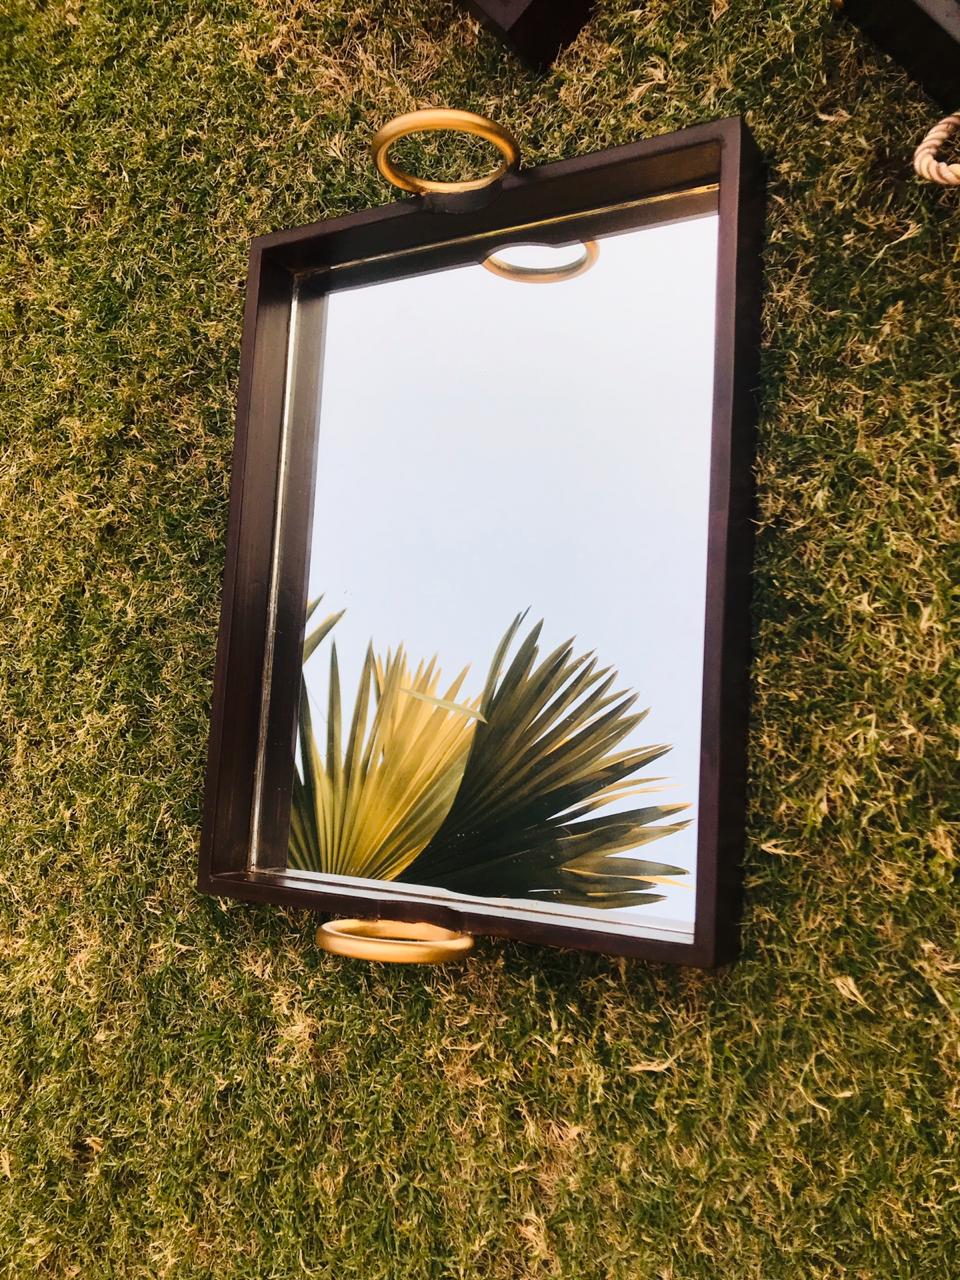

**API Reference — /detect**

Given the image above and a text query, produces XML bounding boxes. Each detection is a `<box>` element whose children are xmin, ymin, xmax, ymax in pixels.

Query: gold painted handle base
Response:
<box><xmin>316</xmin><ymin>918</ymin><xmax>475</xmax><ymax>964</ymax></box>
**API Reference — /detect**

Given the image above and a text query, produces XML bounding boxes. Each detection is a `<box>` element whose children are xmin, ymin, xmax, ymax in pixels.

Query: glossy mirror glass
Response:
<box><xmin>279</xmin><ymin>204</ymin><xmax>720</xmax><ymax>947</ymax></box>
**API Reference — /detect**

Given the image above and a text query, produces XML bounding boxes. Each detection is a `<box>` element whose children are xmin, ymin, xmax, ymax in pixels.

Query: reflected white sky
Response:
<box><xmin>302</xmin><ymin>211</ymin><xmax>719</xmax><ymax>935</ymax></box>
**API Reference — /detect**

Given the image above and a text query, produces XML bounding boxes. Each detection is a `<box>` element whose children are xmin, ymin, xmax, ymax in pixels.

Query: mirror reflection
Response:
<box><xmin>287</xmin><ymin>208</ymin><xmax>719</xmax><ymax>944</ymax></box>
<box><xmin>482</xmin><ymin>240</ymin><xmax>599</xmax><ymax>282</ymax></box>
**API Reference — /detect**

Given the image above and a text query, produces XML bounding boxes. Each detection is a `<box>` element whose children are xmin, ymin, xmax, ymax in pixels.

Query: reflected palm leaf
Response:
<box><xmin>400</xmin><ymin>614</ymin><xmax>690</xmax><ymax>908</ymax></box>
<box><xmin>289</xmin><ymin>606</ymin><xmax>484</xmax><ymax>881</ymax></box>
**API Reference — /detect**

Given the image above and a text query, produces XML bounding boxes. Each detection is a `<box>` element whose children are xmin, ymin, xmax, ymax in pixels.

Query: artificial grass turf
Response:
<box><xmin>0</xmin><ymin>0</ymin><xmax>957</xmax><ymax>1274</ymax></box>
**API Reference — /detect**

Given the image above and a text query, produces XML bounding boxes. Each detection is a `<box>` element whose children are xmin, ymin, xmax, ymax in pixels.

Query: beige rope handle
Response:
<box><xmin>913</xmin><ymin>113</ymin><xmax>960</xmax><ymax>186</ymax></box>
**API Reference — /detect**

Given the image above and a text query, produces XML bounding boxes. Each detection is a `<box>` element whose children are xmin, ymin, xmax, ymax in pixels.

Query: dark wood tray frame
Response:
<box><xmin>198</xmin><ymin>117</ymin><xmax>765</xmax><ymax>967</ymax></box>
<box><xmin>459</xmin><ymin>0</ymin><xmax>595</xmax><ymax>67</ymax></box>
<box><xmin>837</xmin><ymin>0</ymin><xmax>960</xmax><ymax>111</ymax></box>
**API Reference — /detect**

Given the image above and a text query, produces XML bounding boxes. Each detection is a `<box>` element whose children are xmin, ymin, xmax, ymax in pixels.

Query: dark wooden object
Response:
<box><xmin>838</xmin><ymin>0</ymin><xmax>960</xmax><ymax>109</ymax></box>
<box><xmin>198</xmin><ymin>118</ymin><xmax>765</xmax><ymax>967</ymax></box>
<box><xmin>459</xmin><ymin>0</ymin><xmax>595</xmax><ymax>67</ymax></box>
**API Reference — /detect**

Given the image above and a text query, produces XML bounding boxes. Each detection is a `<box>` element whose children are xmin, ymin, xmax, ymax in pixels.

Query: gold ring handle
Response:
<box><xmin>316</xmin><ymin>918</ymin><xmax>475</xmax><ymax>964</ymax></box>
<box><xmin>482</xmin><ymin>239</ymin><xmax>600</xmax><ymax>283</ymax></box>
<box><xmin>371</xmin><ymin>108</ymin><xmax>521</xmax><ymax>196</ymax></box>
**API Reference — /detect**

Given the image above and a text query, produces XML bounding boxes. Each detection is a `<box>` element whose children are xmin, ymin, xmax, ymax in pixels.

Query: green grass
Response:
<box><xmin>0</xmin><ymin>0</ymin><xmax>957</xmax><ymax>1275</ymax></box>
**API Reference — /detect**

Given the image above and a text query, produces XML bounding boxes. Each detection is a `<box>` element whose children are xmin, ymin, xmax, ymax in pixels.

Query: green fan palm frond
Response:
<box><xmin>399</xmin><ymin>614</ymin><xmax>691</xmax><ymax>909</ymax></box>
<box><xmin>288</xmin><ymin>610</ymin><xmax>484</xmax><ymax>881</ymax></box>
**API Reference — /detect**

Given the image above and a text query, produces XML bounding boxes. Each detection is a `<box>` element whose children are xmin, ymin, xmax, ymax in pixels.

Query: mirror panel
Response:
<box><xmin>279</xmin><ymin>203</ymin><xmax>720</xmax><ymax>946</ymax></box>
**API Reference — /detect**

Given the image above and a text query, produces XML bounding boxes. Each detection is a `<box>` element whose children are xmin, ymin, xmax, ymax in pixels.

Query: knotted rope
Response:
<box><xmin>913</xmin><ymin>113</ymin><xmax>960</xmax><ymax>186</ymax></box>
